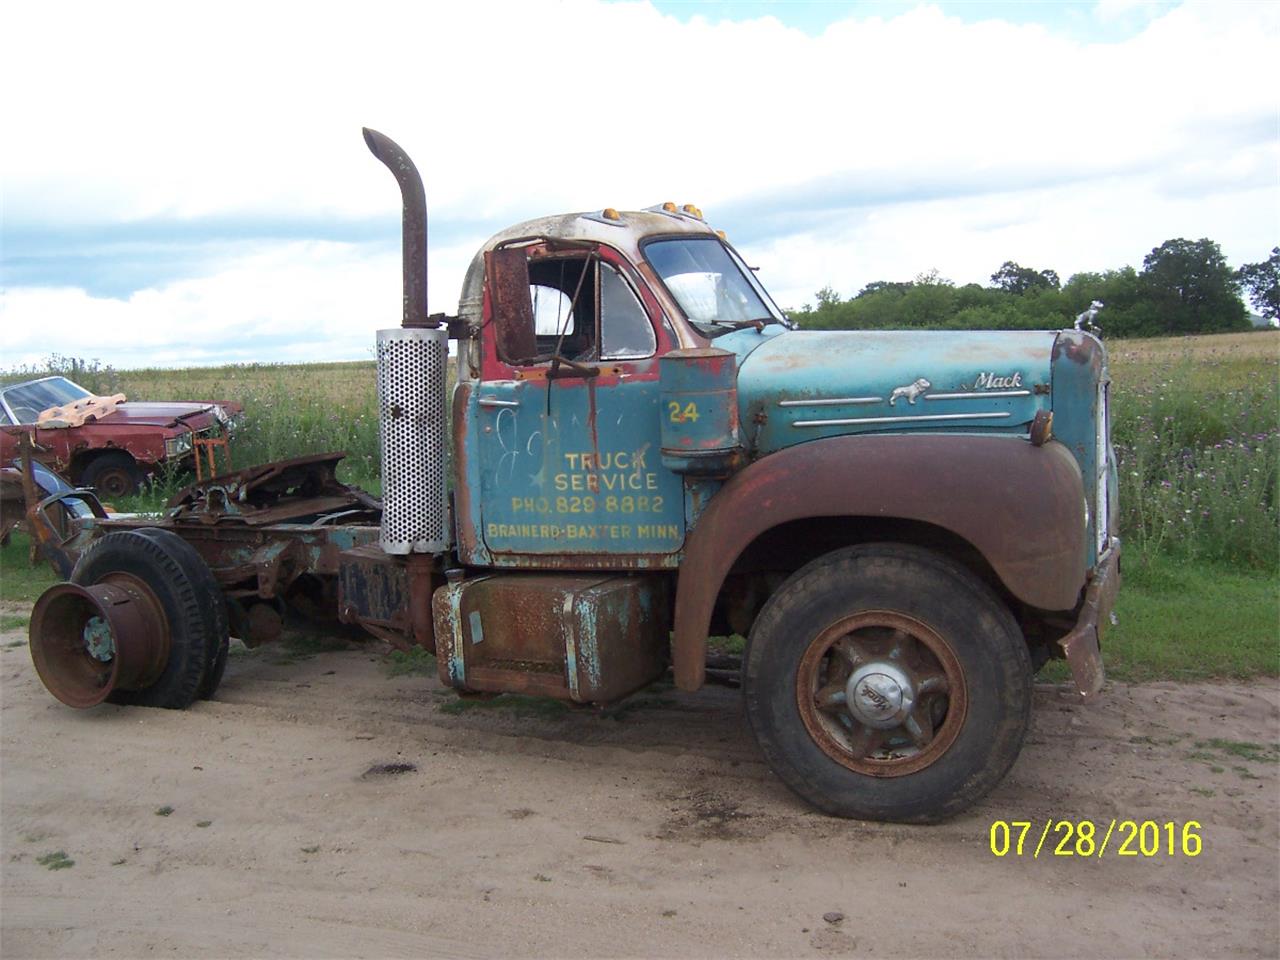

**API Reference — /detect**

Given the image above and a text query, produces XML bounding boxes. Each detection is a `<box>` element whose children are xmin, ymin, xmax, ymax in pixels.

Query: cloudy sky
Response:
<box><xmin>2</xmin><ymin>0</ymin><xmax>1276</xmax><ymax>370</ymax></box>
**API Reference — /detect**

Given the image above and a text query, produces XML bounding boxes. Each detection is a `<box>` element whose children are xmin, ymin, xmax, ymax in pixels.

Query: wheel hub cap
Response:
<box><xmin>846</xmin><ymin>661</ymin><xmax>915</xmax><ymax>729</ymax></box>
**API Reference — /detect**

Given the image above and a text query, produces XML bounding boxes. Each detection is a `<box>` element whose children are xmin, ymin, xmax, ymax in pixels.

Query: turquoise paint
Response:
<box><xmin>564</xmin><ymin>600</ymin><xmax>581</xmax><ymax>700</ymax></box>
<box><xmin>1050</xmin><ymin>330</ymin><xmax>1112</xmax><ymax>567</ymax></box>
<box><xmin>83</xmin><ymin>616</ymin><xmax>114</xmax><ymax>662</ymax></box>
<box><xmin>455</xmin><ymin>383</ymin><xmax>494</xmax><ymax>567</ymax></box>
<box><xmin>576</xmin><ymin>597</ymin><xmax>602</xmax><ymax>694</ymax></box>
<box><xmin>446</xmin><ymin>585</ymin><xmax>467</xmax><ymax>685</ymax></box>
<box><xmin>659</xmin><ymin>348</ymin><xmax>742</xmax><ymax>473</ymax></box>
<box><xmin>683</xmin><ymin>477</ymin><xmax>723</xmax><ymax>534</ymax></box>
<box><xmin>471</xmin><ymin>376</ymin><xmax>686</xmax><ymax>557</ymax></box>
<box><xmin>737</xmin><ymin>329</ymin><xmax>1055</xmax><ymax>455</ymax></box>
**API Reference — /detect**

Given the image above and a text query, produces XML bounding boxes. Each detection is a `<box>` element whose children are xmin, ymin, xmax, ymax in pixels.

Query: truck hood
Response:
<box><xmin>737</xmin><ymin>329</ymin><xmax>1056</xmax><ymax>455</ymax></box>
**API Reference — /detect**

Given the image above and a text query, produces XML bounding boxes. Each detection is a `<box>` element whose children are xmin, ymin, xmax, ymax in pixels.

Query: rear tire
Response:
<box><xmin>132</xmin><ymin>527</ymin><xmax>229</xmax><ymax>700</ymax></box>
<box><xmin>71</xmin><ymin>530</ymin><xmax>213</xmax><ymax>709</ymax></box>
<box><xmin>743</xmin><ymin>543</ymin><xmax>1032</xmax><ymax>823</ymax></box>
<box><xmin>81</xmin><ymin>451</ymin><xmax>142</xmax><ymax>498</ymax></box>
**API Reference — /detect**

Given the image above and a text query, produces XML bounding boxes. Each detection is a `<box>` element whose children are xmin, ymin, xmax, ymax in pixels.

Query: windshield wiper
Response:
<box><xmin>698</xmin><ymin>316</ymin><xmax>788</xmax><ymax>333</ymax></box>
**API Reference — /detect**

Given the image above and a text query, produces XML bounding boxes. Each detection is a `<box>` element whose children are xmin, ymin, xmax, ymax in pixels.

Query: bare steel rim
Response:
<box><xmin>29</xmin><ymin>574</ymin><xmax>171</xmax><ymax>708</ymax></box>
<box><xmin>795</xmin><ymin>610</ymin><xmax>968</xmax><ymax>778</ymax></box>
<box><xmin>91</xmin><ymin>466</ymin><xmax>136</xmax><ymax>500</ymax></box>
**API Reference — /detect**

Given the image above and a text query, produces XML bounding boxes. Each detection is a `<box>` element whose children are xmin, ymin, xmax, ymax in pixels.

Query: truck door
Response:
<box><xmin>472</xmin><ymin>242</ymin><xmax>685</xmax><ymax>564</ymax></box>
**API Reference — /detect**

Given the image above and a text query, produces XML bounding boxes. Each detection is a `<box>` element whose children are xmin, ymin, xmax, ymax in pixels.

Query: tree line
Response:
<box><xmin>789</xmin><ymin>239</ymin><xmax>1279</xmax><ymax>338</ymax></box>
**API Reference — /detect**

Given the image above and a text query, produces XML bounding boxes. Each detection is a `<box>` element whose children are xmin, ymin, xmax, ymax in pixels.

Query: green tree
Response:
<box><xmin>858</xmin><ymin>280</ymin><xmax>911</xmax><ymax>297</ymax></box>
<box><xmin>1236</xmin><ymin>247</ymin><xmax>1279</xmax><ymax>323</ymax></box>
<box><xmin>990</xmin><ymin>260</ymin><xmax>1061</xmax><ymax>295</ymax></box>
<box><xmin>1140</xmin><ymin>238</ymin><xmax>1248</xmax><ymax>334</ymax></box>
<box><xmin>814</xmin><ymin>285</ymin><xmax>842</xmax><ymax>310</ymax></box>
<box><xmin>1064</xmin><ymin>267</ymin><xmax>1161</xmax><ymax>337</ymax></box>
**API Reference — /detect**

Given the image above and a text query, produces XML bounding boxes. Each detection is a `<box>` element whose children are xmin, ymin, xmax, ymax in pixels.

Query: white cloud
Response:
<box><xmin>1</xmin><ymin>0</ymin><xmax>1276</xmax><ymax>363</ymax></box>
<box><xmin>1</xmin><ymin>238</ymin><xmax>483</xmax><ymax>369</ymax></box>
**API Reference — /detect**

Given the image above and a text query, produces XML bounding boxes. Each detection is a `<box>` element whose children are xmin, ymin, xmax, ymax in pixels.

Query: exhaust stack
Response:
<box><xmin>365</xmin><ymin>128</ymin><xmax>449</xmax><ymax>554</ymax></box>
<box><xmin>362</xmin><ymin>127</ymin><xmax>432</xmax><ymax>329</ymax></box>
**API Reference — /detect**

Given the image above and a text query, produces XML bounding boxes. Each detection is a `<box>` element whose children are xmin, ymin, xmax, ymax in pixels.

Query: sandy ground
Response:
<box><xmin>2</xmin><ymin>612</ymin><xmax>1277</xmax><ymax>959</ymax></box>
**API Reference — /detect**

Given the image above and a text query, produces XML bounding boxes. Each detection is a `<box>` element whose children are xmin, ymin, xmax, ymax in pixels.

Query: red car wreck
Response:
<box><xmin>0</xmin><ymin>376</ymin><xmax>241</xmax><ymax>497</ymax></box>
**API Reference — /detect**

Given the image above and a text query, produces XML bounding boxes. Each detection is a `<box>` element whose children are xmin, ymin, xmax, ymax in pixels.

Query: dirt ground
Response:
<box><xmin>2</xmin><ymin>612</ymin><xmax>1277</xmax><ymax>959</ymax></box>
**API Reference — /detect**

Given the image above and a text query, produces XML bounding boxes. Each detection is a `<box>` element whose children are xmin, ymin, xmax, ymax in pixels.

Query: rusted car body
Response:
<box><xmin>23</xmin><ymin>129</ymin><xmax>1120</xmax><ymax>823</ymax></box>
<box><xmin>0</xmin><ymin>376</ymin><xmax>241</xmax><ymax>497</ymax></box>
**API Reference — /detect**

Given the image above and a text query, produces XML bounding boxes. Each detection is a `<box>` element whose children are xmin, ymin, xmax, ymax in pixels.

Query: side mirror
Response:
<box><xmin>486</xmin><ymin>248</ymin><xmax>538</xmax><ymax>364</ymax></box>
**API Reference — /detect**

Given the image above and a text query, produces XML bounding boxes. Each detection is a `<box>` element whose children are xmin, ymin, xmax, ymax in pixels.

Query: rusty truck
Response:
<box><xmin>22</xmin><ymin>129</ymin><xmax>1120</xmax><ymax>823</ymax></box>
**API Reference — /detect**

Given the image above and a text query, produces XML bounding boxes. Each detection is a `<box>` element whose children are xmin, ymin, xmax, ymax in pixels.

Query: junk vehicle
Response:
<box><xmin>0</xmin><ymin>375</ymin><xmax>241</xmax><ymax>497</ymax></box>
<box><xmin>21</xmin><ymin>129</ymin><xmax>1119</xmax><ymax>823</ymax></box>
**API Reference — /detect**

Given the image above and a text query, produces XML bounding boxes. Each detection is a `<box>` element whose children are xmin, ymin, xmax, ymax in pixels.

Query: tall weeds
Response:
<box><xmin>1111</xmin><ymin>339</ymin><xmax>1279</xmax><ymax>571</ymax></box>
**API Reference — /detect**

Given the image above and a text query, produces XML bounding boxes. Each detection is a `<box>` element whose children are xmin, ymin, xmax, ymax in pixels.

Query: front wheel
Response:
<box><xmin>81</xmin><ymin>451</ymin><xmax>142</xmax><ymax>498</ymax></box>
<box><xmin>743</xmin><ymin>544</ymin><xmax>1032</xmax><ymax>823</ymax></box>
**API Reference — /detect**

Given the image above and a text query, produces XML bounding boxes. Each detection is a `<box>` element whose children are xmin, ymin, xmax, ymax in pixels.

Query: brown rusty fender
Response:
<box><xmin>1057</xmin><ymin>541</ymin><xmax>1119</xmax><ymax>703</ymax></box>
<box><xmin>671</xmin><ymin>433</ymin><xmax>1087</xmax><ymax>690</ymax></box>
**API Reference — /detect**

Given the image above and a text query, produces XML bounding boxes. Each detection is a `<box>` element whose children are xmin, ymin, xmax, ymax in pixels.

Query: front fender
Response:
<box><xmin>672</xmin><ymin>434</ymin><xmax>1086</xmax><ymax>690</ymax></box>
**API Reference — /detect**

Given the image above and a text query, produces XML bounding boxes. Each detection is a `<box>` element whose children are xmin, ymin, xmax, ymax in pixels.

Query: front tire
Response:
<box><xmin>743</xmin><ymin>544</ymin><xmax>1032</xmax><ymax>823</ymax></box>
<box><xmin>81</xmin><ymin>451</ymin><xmax>142</xmax><ymax>498</ymax></box>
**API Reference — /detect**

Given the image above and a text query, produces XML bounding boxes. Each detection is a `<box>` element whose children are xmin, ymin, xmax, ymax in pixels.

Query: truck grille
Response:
<box><xmin>376</xmin><ymin>327</ymin><xmax>450</xmax><ymax>554</ymax></box>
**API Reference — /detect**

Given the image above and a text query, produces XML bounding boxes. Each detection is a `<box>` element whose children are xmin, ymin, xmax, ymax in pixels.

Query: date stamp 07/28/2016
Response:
<box><xmin>989</xmin><ymin>820</ymin><xmax>1203</xmax><ymax>858</ymax></box>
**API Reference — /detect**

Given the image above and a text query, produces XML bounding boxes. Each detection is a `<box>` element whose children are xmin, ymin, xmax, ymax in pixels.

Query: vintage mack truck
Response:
<box><xmin>22</xmin><ymin>129</ymin><xmax>1120</xmax><ymax>823</ymax></box>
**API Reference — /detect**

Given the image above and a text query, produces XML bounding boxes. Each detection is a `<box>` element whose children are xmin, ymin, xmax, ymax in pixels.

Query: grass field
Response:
<box><xmin>3</xmin><ymin>330</ymin><xmax>1277</xmax><ymax>681</ymax></box>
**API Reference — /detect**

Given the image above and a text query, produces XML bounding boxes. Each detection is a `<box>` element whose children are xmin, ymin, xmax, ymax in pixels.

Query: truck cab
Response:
<box><xmin>411</xmin><ymin>188</ymin><xmax>1119</xmax><ymax>820</ymax></box>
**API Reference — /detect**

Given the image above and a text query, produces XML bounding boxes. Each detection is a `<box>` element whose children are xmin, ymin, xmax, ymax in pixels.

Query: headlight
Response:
<box><xmin>165</xmin><ymin>433</ymin><xmax>193</xmax><ymax>458</ymax></box>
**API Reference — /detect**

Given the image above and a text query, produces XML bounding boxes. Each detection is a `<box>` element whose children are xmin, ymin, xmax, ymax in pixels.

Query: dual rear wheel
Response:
<box><xmin>30</xmin><ymin>528</ymin><xmax>229</xmax><ymax>710</ymax></box>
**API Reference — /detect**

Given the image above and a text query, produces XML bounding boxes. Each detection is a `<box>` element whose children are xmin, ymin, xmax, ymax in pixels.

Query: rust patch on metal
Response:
<box><xmin>487</xmin><ymin>248</ymin><xmax>538</xmax><ymax>363</ymax></box>
<box><xmin>28</xmin><ymin>578</ymin><xmax>170</xmax><ymax>708</ymax></box>
<box><xmin>167</xmin><ymin>453</ymin><xmax>379</xmax><ymax>526</ymax></box>
<box><xmin>796</xmin><ymin>611</ymin><xmax>967</xmax><ymax>778</ymax></box>
<box><xmin>362</xmin><ymin>128</ymin><xmax>431</xmax><ymax>329</ymax></box>
<box><xmin>1052</xmin><ymin>330</ymin><xmax>1104</xmax><ymax>371</ymax></box>
<box><xmin>1058</xmin><ymin>543</ymin><xmax>1120</xmax><ymax>702</ymax></box>
<box><xmin>672</xmin><ymin>434</ymin><xmax>1088</xmax><ymax>690</ymax></box>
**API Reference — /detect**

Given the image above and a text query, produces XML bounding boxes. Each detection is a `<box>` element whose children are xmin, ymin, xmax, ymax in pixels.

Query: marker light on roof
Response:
<box><xmin>681</xmin><ymin>203</ymin><xmax>703</xmax><ymax>219</ymax></box>
<box><xmin>662</xmin><ymin>201</ymin><xmax>678</xmax><ymax>213</ymax></box>
<box><xmin>602</xmin><ymin>207</ymin><xmax>621</xmax><ymax>221</ymax></box>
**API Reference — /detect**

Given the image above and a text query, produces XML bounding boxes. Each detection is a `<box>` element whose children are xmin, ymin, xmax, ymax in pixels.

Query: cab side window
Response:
<box><xmin>529</xmin><ymin>258</ymin><xmax>596</xmax><ymax>360</ymax></box>
<box><xmin>600</xmin><ymin>265</ymin><xmax>656</xmax><ymax>360</ymax></box>
<box><xmin>493</xmin><ymin>251</ymin><xmax>659</xmax><ymax>367</ymax></box>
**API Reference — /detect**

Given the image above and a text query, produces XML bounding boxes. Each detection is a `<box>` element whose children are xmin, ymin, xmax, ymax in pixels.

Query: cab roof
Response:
<box><xmin>458</xmin><ymin>208</ymin><xmax>719</xmax><ymax>314</ymax></box>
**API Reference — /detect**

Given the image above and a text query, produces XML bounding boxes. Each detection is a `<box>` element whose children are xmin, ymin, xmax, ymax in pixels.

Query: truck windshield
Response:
<box><xmin>644</xmin><ymin>237</ymin><xmax>786</xmax><ymax>336</ymax></box>
<box><xmin>1</xmin><ymin>377</ymin><xmax>92</xmax><ymax>424</ymax></box>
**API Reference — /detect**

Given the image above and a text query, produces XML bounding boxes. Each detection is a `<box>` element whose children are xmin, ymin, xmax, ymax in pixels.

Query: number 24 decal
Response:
<box><xmin>668</xmin><ymin>401</ymin><xmax>700</xmax><ymax>423</ymax></box>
